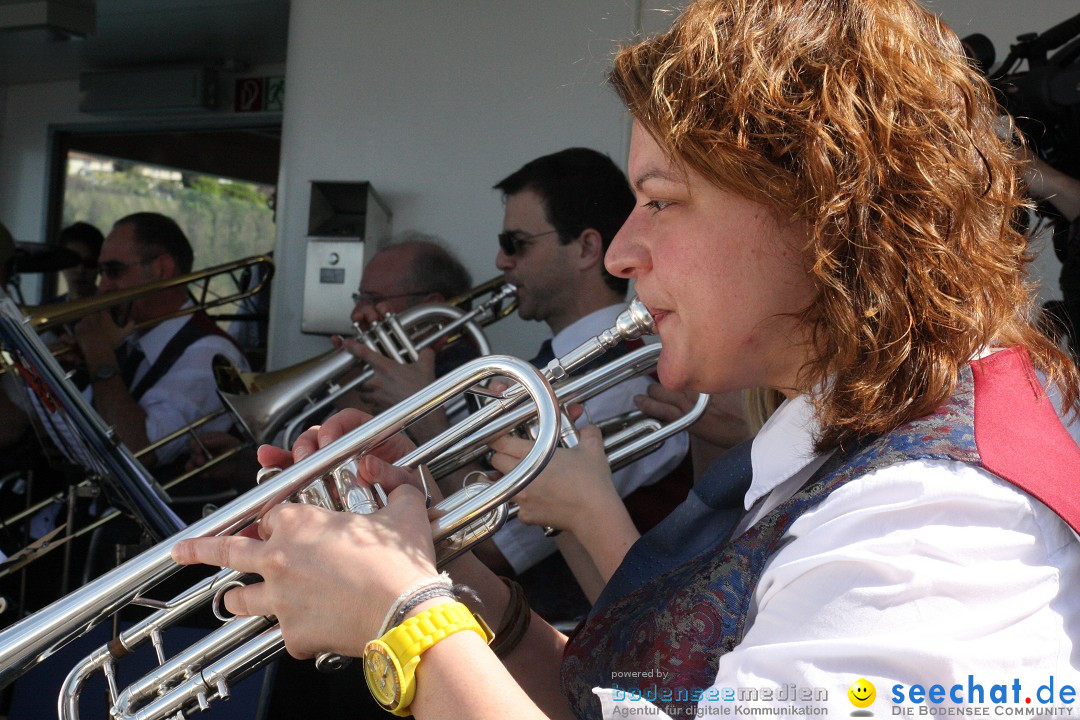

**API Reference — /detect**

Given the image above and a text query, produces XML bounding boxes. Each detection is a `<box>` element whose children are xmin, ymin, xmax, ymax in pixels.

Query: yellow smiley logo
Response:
<box><xmin>848</xmin><ymin>678</ymin><xmax>876</xmax><ymax>708</ymax></box>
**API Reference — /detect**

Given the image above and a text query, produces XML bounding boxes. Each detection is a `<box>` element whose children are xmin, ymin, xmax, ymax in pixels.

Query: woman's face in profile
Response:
<box><xmin>605</xmin><ymin>122</ymin><xmax>815</xmax><ymax>397</ymax></box>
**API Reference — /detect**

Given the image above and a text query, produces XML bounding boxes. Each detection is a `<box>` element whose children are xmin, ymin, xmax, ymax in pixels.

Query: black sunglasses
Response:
<box><xmin>497</xmin><ymin>229</ymin><xmax>558</xmax><ymax>256</ymax></box>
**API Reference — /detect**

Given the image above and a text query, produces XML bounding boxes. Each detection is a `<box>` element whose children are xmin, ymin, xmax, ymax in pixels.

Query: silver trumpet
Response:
<box><xmin>0</xmin><ymin>354</ymin><xmax>561</xmax><ymax>719</ymax></box>
<box><xmin>423</xmin><ymin>298</ymin><xmax>707</xmax><ymax>481</ymax></box>
<box><xmin>218</xmin><ymin>281</ymin><xmax>518</xmax><ymax>447</ymax></box>
<box><xmin>2</xmin><ymin>300</ymin><xmax>667</xmax><ymax>720</ymax></box>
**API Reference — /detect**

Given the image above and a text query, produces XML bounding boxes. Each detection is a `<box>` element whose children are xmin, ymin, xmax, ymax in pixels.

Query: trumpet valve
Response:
<box><xmin>255</xmin><ymin>467</ymin><xmax>282</xmax><ymax>485</ymax></box>
<box><xmin>431</xmin><ymin>479</ymin><xmax>510</xmax><ymax>564</ymax></box>
<box><xmin>329</xmin><ymin>458</ymin><xmax>383</xmax><ymax>515</ymax></box>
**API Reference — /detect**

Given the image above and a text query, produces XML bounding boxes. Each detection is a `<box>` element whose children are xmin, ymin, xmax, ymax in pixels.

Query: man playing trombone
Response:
<box><xmin>70</xmin><ymin>212</ymin><xmax>249</xmax><ymax>476</ymax></box>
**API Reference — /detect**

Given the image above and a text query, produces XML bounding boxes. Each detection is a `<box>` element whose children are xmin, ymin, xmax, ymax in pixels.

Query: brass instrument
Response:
<box><xmin>217</xmin><ymin>278</ymin><xmax>517</xmax><ymax>447</ymax></box>
<box><xmin>0</xmin><ymin>256</ymin><xmax>275</xmax><ymax>566</ymax></box>
<box><xmin>23</xmin><ymin>254</ymin><xmax>274</xmax><ymax>334</ymax></box>
<box><xmin>0</xmin><ymin>353</ymin><xmax>561</xmax><ymax>714</ymax></box>
<box><xmin>424</xmin><ymin>302</ymin><xmax>706</xmax><ymax>481</ymax></box>
<box><xmin>0</xmin><ymin>302</ymin><xmax>659</xmax><ymax>720</ymax></box>
<box><xmin>0</xmin><ymin>409</ymin><xmax>252</xmax><ymax>579</ymax></box>
<box><xmin>0</xmin><ymin>294</ymin><xmax>185</xmax><ymax>544</ymax></box>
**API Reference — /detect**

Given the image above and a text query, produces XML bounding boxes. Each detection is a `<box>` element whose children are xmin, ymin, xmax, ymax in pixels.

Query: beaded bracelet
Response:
<box><xmin>390</xmin><ymin>584</ymin><xmax>458</xmax><ymax>630</ymax></box>
<box><xmin>377</xmin><ymin>573</ymin><xmax>455</xmax><ymax>638</ymax></box>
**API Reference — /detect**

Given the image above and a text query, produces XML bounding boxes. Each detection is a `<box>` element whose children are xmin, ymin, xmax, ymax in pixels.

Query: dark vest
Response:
<box><xmin>133</xmin><ymin>311</ymin><xmax>246</xmax><ymax>485</ymax></box>
<box><xmin>561</xmin><ymin>347</ymin><xmax>1080</xmax><ymax>719</ymax></box>
<box><xmin>129</xmin><ymin>310</ymin><xmax>245</xmax><ymax>401</ymax></box>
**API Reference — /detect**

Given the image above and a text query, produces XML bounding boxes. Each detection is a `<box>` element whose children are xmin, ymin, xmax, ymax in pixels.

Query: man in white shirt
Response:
<box><xmin>73</xmin><ymin>212</ymin><xmax>248</xmax><ymax>473</ymax></box>
<box><xmin>488</xmin><ymin>148</ymin><xmax>689</xmax><ymax>591</ymax></box>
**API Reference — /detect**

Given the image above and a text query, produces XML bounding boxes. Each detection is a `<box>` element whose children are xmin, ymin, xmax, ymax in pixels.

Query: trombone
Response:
<box><xmin>0</xmin><ymin>270</ymin><xmax>506</xmax><ymax>576</ymax></box>
<box><xmin>22</xmin><ymin>254</ymin><xmax>274</xmax><ymax>334</ymax></box>
<box><xmin>0</xmin><ymin>256</ymin><xmax>273</xmax><ymax>570</ymax></box>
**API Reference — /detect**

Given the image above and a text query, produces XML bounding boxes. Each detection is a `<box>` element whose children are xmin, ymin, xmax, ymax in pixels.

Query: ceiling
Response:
<box><xmin>0</xmin><ymin>0</ymin><xmax>290</xmax><ymax>86</ymax></box>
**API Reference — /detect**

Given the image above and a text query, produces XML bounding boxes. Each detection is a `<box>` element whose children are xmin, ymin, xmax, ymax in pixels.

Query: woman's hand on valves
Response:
<box><xmin>171</xmin><ymin>408</ymin><xmax>442</xmax><ymax>659</ymax></box>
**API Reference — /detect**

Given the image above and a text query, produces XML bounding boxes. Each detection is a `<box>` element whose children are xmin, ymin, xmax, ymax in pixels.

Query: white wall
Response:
<box><xmin>269</xmin><ymin>0</ymin><xmax>640</xmax><ymax>368</ymax></box>
<box><xmin>0</xmin><ymin>79</ymin><xmax>84</xmax><ymax>302</ymax></box>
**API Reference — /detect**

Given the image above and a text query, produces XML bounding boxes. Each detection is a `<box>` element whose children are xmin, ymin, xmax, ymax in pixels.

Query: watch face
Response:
<box><xmin>364</xmin><ymin>642</ymin><xmax>402</xmax><ymax>708</ymax></box>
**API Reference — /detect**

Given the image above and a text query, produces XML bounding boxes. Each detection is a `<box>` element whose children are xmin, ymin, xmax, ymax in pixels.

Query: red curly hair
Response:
<box><xmin>610</xmin><ymin>0</ymin><xmax>1079</xmax><ymax>450</ymax></box>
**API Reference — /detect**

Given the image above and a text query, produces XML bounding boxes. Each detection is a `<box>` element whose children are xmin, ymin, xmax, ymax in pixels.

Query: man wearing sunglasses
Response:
<box><xmin>53</xmin><ymin>222</ymin><xmax>105</xmax><ymax>302</ymax></box>
<box><xmin>71</xmin><ymin>212</ymin><xmax>249</xmax><ymax>478</ymax></box>
<box><xmin>484</xmin><ymin>147</ymin><xmax>690</xmax><ymax>618</ymax></box>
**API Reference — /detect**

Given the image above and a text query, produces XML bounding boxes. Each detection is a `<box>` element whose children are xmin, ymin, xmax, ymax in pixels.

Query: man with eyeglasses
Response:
<box><xmin>482</xmin><ymin>147</ymin><xmax>691</xmax><ymax>619</ymax></box>
<box><xmin>71</xmin><ymin>212</ymin><xmax>249</xmax><ymax>477</ymax></box>
<box><xmin>333</xmin><ymin>234</ymin><xmax>476</xmax><ymax>438</ymax></box>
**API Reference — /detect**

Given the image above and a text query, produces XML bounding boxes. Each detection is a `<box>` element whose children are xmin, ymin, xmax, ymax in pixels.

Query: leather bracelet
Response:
<box><xmin>490</xmin><ymin>576</ymin><xmax>530</xmax><ymax>658</ymax></box>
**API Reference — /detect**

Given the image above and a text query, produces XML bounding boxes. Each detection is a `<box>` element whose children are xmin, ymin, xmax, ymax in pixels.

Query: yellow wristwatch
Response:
<box><xmin>363</xmin><ymin>600</ymin><xmax>493</xmax><ymax>716</ymax></box>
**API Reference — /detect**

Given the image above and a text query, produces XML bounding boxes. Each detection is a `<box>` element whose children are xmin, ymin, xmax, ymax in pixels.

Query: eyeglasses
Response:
<box><xmin>351</xmin><ymin>290</ymin><xmax>430</xmax><ymax>305</ymax></box>
<box><xmin>497</xmin><ymin>229</ymin><xmax>559</xmax><ymax>256</ymax></box>
<box><xmin>98</xmin><ymin>255</ymin><xmax>160</xmax><ymax>280</ymax></box>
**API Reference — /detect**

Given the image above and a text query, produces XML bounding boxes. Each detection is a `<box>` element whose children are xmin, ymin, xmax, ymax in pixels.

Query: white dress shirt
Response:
<box><xmin>111</xmin><ymin>310</ymin><xmax>249</xmax><ymax>465</ymax></box>
<box><xmin>79</xmin><ymin>307</ymin><xmax>249</xmax><ymax>466</ymax></box>
<box><xmin>593</xmin><ymin>391</ymin><xmax>1080</xmax><ymax>718</ymax></box>
<box><xmin>494</xmin><ymin>303</ymin><xmax>690</xmax><ymax>573</ymax></box>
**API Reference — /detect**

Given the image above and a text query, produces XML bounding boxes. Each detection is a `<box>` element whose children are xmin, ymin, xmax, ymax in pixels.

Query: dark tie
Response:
<box><xmin>529</xmin><ymin>338</ymin><xmax>555</xmax><ymax>368</ymax></box>
<box><xmin>592</xmin><ymin>439</ymin><xmax>754</xmax><ymax>613</ymax></box>
<box><xmin>117</xmin><ymin>342</ymin><xmax>146</xmax><ymax>387</ymax></box>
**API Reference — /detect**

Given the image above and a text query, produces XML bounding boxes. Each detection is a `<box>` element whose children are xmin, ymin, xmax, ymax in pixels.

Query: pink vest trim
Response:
<box><xmin>972</xmin><ymin>348</ymin><xmax>1080</xmax><ymax>533</ymax></box>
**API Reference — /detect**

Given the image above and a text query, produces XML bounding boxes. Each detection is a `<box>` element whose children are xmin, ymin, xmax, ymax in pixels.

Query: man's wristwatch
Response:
<box><xmin>363</xmin><ymin>600</ymin><xmax>492</xmax><ymax>716</ymax></box>
<box><xmin>89</xmin><ymin>364</ymin><xmax>119</xmax><ymax>383</ymax></box>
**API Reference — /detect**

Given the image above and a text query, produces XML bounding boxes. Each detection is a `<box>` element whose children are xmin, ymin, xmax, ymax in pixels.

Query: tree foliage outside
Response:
<box><xmin>61</xmin><ymin>153</ymin><xmax>276</xmax><ymax>320</ymax></box>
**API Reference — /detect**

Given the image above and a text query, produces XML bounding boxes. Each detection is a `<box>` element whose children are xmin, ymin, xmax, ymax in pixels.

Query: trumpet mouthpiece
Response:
<box><xmin>614</xmin><ymin>299</ymin><xmax>656</xmax><ymax>341</ymax></box>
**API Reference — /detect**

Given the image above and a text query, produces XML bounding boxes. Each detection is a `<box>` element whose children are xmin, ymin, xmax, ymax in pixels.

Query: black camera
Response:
<box><xmin>964</xmin><ymin>15</ymin><xmax>1080</xmax><ymax>359</ymax></box>
<box><xmin>963</xmin><ymin>13</ymin><xmax>1080</xmax><ymax>178</ymax></box>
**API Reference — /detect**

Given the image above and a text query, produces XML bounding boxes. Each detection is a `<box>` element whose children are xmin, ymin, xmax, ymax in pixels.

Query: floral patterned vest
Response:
<box><xmin>561</xmin><ymin>347</ymin><xmax>1080</xmax><ymax>719</ymax></box>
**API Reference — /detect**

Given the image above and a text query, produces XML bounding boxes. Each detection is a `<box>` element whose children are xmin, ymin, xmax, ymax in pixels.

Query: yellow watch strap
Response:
<box><xmin>380</xmin><ymin>600</ymin><xmax>492</xmax><ymax>660</ymax></box>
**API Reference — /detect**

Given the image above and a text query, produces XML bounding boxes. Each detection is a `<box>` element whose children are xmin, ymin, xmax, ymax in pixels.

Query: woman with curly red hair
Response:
<box><xmin>175</xmin><ymin>0</ymin><xmax>1080</xmax><ymax>717</ymax></box>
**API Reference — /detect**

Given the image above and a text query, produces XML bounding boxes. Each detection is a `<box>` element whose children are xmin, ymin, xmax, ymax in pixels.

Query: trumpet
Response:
<box><xmin>0</xmin><ymin>301</ymin><xmax>660</xmax><ymax>720</ymax></box>
<box><xmin>0</xmin><ymin>354</ymin><xmax>561</xmax><ymax>713</ymax></box>
<box><xmin>422</xmin><ymin>299</ymin><xmax>704</xmax><ymax>480</ymax></box>
<box><xmin>217</xmin><ymin>278</ymin><xmax>517</xmax><ymax>447</ymax></box>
